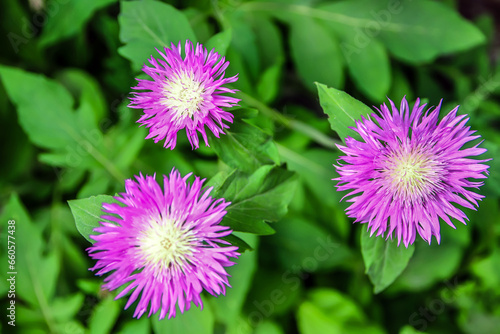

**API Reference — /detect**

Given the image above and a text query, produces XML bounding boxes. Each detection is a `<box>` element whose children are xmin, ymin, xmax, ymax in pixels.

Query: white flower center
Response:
<box><xmin>137</xmin><ymin>218</ymin><xmax>195</xmax><ymax>274</ymax></box>
<box><xmin>380</xmin><ymin>146</ymin><xmax>444</xmax><ymax>202</ymax></box>
<box><xmin>162</xmin><ymin>71</ymin><xmax>205</xmax><ymax>120</ymax></box>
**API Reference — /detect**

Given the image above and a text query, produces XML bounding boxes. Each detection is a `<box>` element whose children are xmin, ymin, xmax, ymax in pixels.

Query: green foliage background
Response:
<box><xmin>1</xmin><ymin>0</ymin><xmax>500</xmax><ymax>333</ymax></box>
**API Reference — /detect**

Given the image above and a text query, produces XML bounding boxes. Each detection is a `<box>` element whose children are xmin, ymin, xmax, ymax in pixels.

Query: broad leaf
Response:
<box><xmin>319</xmin><ymin>0</ymin><xmax>485</xmax><ymax>63</ymax></box>
<box><xmin>215</xmin><ymin>165</ymin><xmax>298</xmax><ymax>235</ymax></box>
<box><xmin>118</xmin><ymin>1</ymin><xmax>196</xmax><ymax>71</ymax></box>
<box><xmin>68</xmin><ymin>195</ymin><xmax>119</xmax><ymax>243</ymax></box>
<box><xmin>39</xmin><ymin>0</ymin><xmax>117</xmax><ymax>47</ymax></box>
<box><xmin>205</xmin><ymin>29</ymin><xmax>232</xmax><ymax>57</ymax></box>
<box><xmin>316</xmin><ymin>83</ymin><xmax>373</xmax><ymax>142</ymax></box>
<box><xmin>210</xmin><ymin>120</ymin><xmax>280</xmax><ymax>173</ymax></box>
<box><xmin>361</xmin><ymin>229</ymin><xmax>415</xmax><ymax>293</ymax></box>
<box><xmin>0</xmin><ymin>194</ymin><xmax>60</xmax><ymax>309</ymax></box>
<box><xmin>289</xmin><ymin>18</ymin><xmax>344</xmax><ymax>91</ymax></box>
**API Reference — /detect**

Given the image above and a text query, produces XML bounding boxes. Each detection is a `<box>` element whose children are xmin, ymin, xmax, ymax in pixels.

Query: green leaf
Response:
<box><xmin>297</xmin><ymin>301</ymin><xmax>343</xmax><ymax>334</ymax></box>
<box><xmin>210</xmin><ymin>120</ymin><xmax>280</xmax><ymax>173</ymax></box>
<box><xmin>361</xmin><ymin>229</ymin><xmax>415</xmax><ymax>293</ymax></box>
<box><xmin>222</xmin><ymin>234</ymin><xmax>253</xmax><ymax>253</ymax></box>
<box><xmin>390</xmin><ymin>224</ymin><xmax>469</xmax><ymax>292</ymax></box>
<box><xmin>211</xmin><ymin>235</ymin><xmax>258</xmax><ymax>327</ymax></box>
<box><xmin>205</xmin><ymin>29</ymin><xmax>232</xmax><ymax>57</ymax></box>
<box><xmin>152</xmin><ymin>298</ymin><xmax>214</xmax><ymax>334</ymax></box>
<box><xmin>0</xmin><ymin>65</ymin><xmax>82</xmax><ymax>150</ymax></box>
<box><xmin>68</xmin><ymin>195</ymin><xmax>119</xmax><ymax>243</ymax></box>
<box><xmin>0</xmin><ymin>65</ymin><xmax>126</xmax><ymax>185</ymax></box>
<box><xmin>89</xmin><ymin>296</ymin><xmax>121</xmax><ymax>334</ymax></box>
<box><xmin>38</xmin><ymin>0</ymin><xmax>117</xmax><ymax>47</ymax></box>
<box><xmin>228</xmin><ymin>12</ymin><xmax>260</xmax><ymax>80</ymax></box>
<box><xmin>0</xmin><ymin>194</ymin><xmax>60</xmax><ymax>310</ymax></box>
<box><xmin>118</xmin><ymin>317</ymin><xmax>150</xmax><ymax>334</ymax></box>
<box><xmin>50</xmin><ymin>293</ymin><xmax>85</xmax><ymax>323</ymax></box>
<box><xmin>271</xmin><ymin>217</ymin><xmax>352</xmax><ymax>271</ymax></box>
<box><xmin>344</xmin><ymin>39</ymin><xmax>390</xmax><ymax>102</ymax></box>
<box><xmin>255</xmin><ymin>321</ymin><xmax>285</xmax><ymax>334</ymax></box>
<box><xmin>290</xmin><ymin>18</ymin><xmax>344</xmax><ymax>91</ymax></box>
<box><xmin>251</xmin><ymin>15</ymin><xmax>285</xmax><ymax>69</ymax></box>
<box><xmin>257</xmin><ymin>61</ymin><xmax>282</xmax><ymax>104</ymax></box>
<box><xmin>319</xmin><ymin>0</ymin><xmax>485</xmax><ymax>63</ymax></box>
<box><xmin>298</xmin><ymin>288</ymin><xmax>387</xmax><ymax>334</ymax></box>
<box><xmin>316</xmin><ymin>83</ymin><xmax>373</xmax><ymax>142</ymax></box>
<box><xmin>215</xmin><ymin>165</ymin><xmax>298</xmax><ymax>235</ymax></box>
<box><xmin>56</xmin><ymin>69</ymin><xmax>108</xmax><ymax>128</ymax></box>
<box><xmin>118</xmin><ymin>1</ymin><xmax>196</xmax><ymax>71</ymax></box>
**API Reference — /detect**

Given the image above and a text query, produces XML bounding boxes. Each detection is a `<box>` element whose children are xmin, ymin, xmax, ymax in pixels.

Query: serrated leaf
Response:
<box><xmin>215</xmin><ymin>165</ymin><xmax>298</xmax><ymax>235</ymax></box>
<box><xmin>68</xmin><ymin>195</ymin><xmax>119</xmax><ymax>243</ymax></box>
<box><xmin>210</xmin><ymin>120</ymin><xmax>280</xmax><ymax>173</ymax></box>
<box><xmin>361</xmin><ymin>229</ymin><xmax>415</xmax><ymax>293</ymax></box>
<box><xmin>316</xmin><ymin>82</ymin><xmax>372</xmax><ymax>142</ymax></box>
<box><xmin>118</xmin><ymin>1</ymin><xmax>196</xmax><ymax>71</ymax></box>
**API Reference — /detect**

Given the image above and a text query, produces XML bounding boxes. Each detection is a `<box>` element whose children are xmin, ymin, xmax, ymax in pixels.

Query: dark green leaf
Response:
<box><xmin>118</xmin><ymin>1</ymin><xmax>196</xmax><ymax>71</ymax></box>
<box><xmin>319</xmin><ymin>0</ymin><xmax>485</xmax><ymax>63</ymax></box>
<box><xmin>290</xmin><ymin>18</ymin><xmax>344</xmax><ymax>91</ymax></box>
<box><xmin>361</xmin><ymin>229</ymin><xmax>415</xmax><ymax>293</ymax></box>
<box><xmin>316</xmin><ymin>83</ymin><xmax>373</xmax><ymax>142</ymax></box>
<box><xmin>39</xmin><ymin>0</ymin><xmax>117</xmax><ymax>47</ymax></box>
<box><xmin>210</xmin><ymin>120</ymin><xmax>280</xmax><ymax>173</ymax></box>
<box><xmin>216</xmin><ymin>165</ymin><xmax>298</xmax><ymax>235</ymax></box>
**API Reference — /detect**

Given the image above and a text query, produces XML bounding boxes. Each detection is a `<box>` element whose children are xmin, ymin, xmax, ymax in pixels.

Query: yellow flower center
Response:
<box><xmin>161</xmin><ymin>71</ymin><xmax>205</xmax><ymax>120</ymax></box>
<box><xmin>137</xmin><ymin>218</ymin><xmax>196</xmax><ymax>275</ymax></box>
<box><xmin>381</xmin><ymin>146</ymin><xmax>444</xmax><ymax>202</ymax></box>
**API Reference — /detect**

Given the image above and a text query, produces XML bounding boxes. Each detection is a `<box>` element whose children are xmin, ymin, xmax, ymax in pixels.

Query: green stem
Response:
<box><xmin>235</xmin><ymin>91</ymin><xmax>341</xmax><ymax>149</ymax></box>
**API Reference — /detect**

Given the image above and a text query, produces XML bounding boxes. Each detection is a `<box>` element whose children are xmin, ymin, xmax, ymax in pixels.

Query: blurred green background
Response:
<box><xmin>1</xmin><ymin>0</ymin><xmax>500</xmax><ymax>333</ymax></box>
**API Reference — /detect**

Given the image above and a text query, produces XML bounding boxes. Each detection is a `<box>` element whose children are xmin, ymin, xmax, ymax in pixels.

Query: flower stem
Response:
<box><xmin>235</xmin><ymin>91</ymin><xmax>341</xmax><ymax>149</ymax></box>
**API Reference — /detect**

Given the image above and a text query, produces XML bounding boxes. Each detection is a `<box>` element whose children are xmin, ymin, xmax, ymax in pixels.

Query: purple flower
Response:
<box><xmin>334</xmin><ymin>98</ymin><xmax>490</xmax><ymax>247</ymax></box>
<box><xmin>129</xmin><ymin>40</ymin><xmax>239</xmax><ymax>150</ymax></box>
<box><xmin>87</xmin><ymin>169</ymin><xmax>239</xmax><ymax>319</ymax></box>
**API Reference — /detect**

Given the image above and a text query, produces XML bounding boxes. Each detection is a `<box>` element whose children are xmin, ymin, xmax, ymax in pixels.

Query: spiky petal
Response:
<box><xmin>87</xmin><ymin>169</ymin><xmax>239</xmax><ymax>319</ymax></box>
<box><xmin>334</xmin><ymin>97</ymin><xmax>490</xmax><ymax>247</ymax></box>
<box><xmin>129</xmin><ymin>40</ymin><xmax>239</xmax><ymax>150</ymax></box>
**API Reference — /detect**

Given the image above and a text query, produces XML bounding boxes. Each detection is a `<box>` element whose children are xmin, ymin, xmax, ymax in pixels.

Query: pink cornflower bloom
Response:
<box><xmin>334</xmin><ymin>97</ymin><xmax>490</xmax><ymax>247</ymax></box>
<box><xmin>87</xmin><ymin>169</ymin><xmax>239</xmax><ymax>319</ymax></box>
<box><xmin>129</xmin><ymin>40</ymin><xmax>239</xmax><ymax>149</ymax></box>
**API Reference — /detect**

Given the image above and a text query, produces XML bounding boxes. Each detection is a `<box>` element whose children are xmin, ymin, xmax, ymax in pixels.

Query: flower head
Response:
<box><xmin>334</xmin><ymin>98</ymin><xmax>490</xmax><ymax>247</ymax></box>
<box><xmin>129</xmin><ymin>40</ymin><xmax>239</xmax><ymax>150</ymax></box>
<box><xmin>87</xmin><ymin>169</ymin><xmax>239</xmax><ymax>319</ymax></box>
